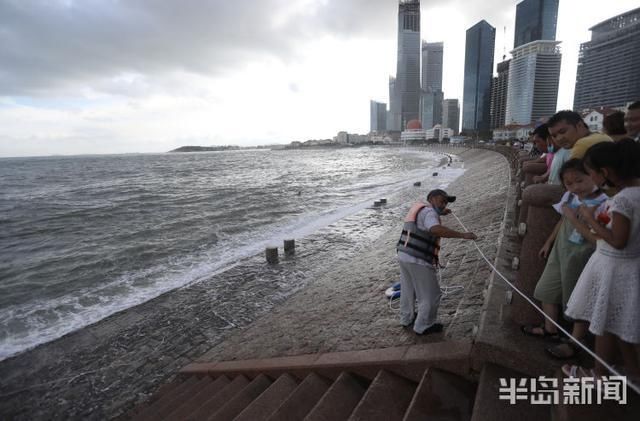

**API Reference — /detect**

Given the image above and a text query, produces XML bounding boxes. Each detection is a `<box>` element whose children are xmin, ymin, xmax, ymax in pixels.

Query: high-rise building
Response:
<box><xmin>388</xmin><ymin>76</ymin><xmax>401</xmax><ymax>131</ymax></box>
<box><xmin>573</xmin><ymin>7</ymin><xmax>640</xmax><ymax>111</ymax></box>
<box><xmin>395</xmin><ymin>0</ymin><xmax>421</xmax><ymax>130</ymax></box>
<box><xmin>514</xmin><ymin>0</ymin><xmax>559</xmax><ymax>48</ymax></box>
<box><xmin>421</xmin><ymin>90</ymin><xmax>444</xmax><ymax>129</ymax></box>
<box><xmin>370</xmin><ymin>100</ymin><xmax>387</xmax><ymax>132</ymax></box>
<box><xmin>420</xmin><ymin>41</ymin><xmax>444</xmax><ymax>128</ymax></box>
<box><xmin>462</xmin><ymin>20</ymin><xmax>496</xmax><ymax>135</ymax></box>
<box><xmin>505</xmin><ymin>40</ymin><xmax>561</xmax><ymax>125</ymax></box>
<box><xmin>442</xmin><ymin>99</ymin><xmax>460</xmax><ymax>135</ymax></box>
<box><xmin>421</xmin><ymin>42</ymin><xmax>443</xmax><ymax>92</ymax></box>
<box><xmin>490</xmin><ymin>59</ymin><xmax>511</xmax><ymax>129</ymax></box>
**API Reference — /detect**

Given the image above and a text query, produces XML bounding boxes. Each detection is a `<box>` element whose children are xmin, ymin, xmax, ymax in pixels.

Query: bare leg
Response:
<box><xmin>542</xmin><ymin>303</ymin><xmax>560</xmax><ymax>334</ymax></box>
<box><xmin>547</xmin><ymin>321</ymin><xmax>589</xmax><ymax>359</ymax></box>
<box><xmin>594</xmin><ymin>333</ymin><xmax>617</xmax><ymax>377</ymax></box>
<box><xmin>618</xmin><ymin>338</ymin><xmax>640</xmax><ymax>377</ymax></box>
<box><xmin>572</xmin><ymin>321</ymin><xmax>588</xmax><ymax>341</ymax></box>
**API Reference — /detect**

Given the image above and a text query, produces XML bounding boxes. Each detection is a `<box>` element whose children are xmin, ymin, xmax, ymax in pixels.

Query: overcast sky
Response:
<box><xmin>0</xmin><ymin>0</ymin><xmax>637</xmax><ymax>157</ymax></box>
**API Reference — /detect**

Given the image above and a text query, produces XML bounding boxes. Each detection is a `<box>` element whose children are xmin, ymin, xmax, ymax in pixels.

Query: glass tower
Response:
<box><xmin>370</xmin><ymin>100</ymin><xmax>388</xmax><ymax>132</ymax></box>
<box><xmin>442</xmin><ymin>99</ymin><xmax>460</xmax><ymax>135</ymax></box>
<box><xmin>514</xmin><ymin>0</ymin><xmax>559</xmax><ymax>48</ymax></box>
<box><xmin>462</xmin><ymin>20</ymin><xmax>495</xmax><ymax>135</ymax></box>
<box><xmin>506</xmin><ymin>41</ymin><xmax>561</xmax><ymax>125</ymax></box>
<box><xmin>574</xmin><ymin>7</ymin><xmax>640</xmax><ymax>110</ymax></box>
<box><xmin>395</xmin><ymin>0</ymin><xmax>421</xmax><ymax>130</ymax></box>
<box><xmin>421</xmin><ymin>42</ymin><xmax>443</xmax><ymax>92</ymax></box>
<box><xmin>421</xmin><ymin>41</ymin><xmax>444</xmax><ymax>128</ymax></box>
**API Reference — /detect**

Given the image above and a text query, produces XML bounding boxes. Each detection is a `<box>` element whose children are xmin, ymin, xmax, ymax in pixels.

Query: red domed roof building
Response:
<box><xmin>406</xmin><ymin>119</ymin><xmax>423</xmax><ymax>130</ymax></box>
<box><xmin>401</xmin><ymin>119</ymin><xmax>426</xmax><ymax>144</ymax></box>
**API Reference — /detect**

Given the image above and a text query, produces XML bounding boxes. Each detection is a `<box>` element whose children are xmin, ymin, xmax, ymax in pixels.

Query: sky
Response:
<box><xmin>0</xmin><ymin>0</ymin><xmax>637</xmax><ymax>157</ymax></box>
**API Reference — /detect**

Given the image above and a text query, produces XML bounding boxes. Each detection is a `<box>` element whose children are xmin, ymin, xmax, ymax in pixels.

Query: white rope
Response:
<box><xmin>389</xmin><ymin>237</ymin><xmax>467</xmax><ymax>313</ymax></box>
<box><xmin>450</xmin><ymin>210</ymin><xmax>640</xmax><ymax>396</ymax></box>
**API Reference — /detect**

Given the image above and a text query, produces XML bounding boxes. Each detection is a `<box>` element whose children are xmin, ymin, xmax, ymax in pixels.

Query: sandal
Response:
<box><xmin>562</xmin><ymin>364</ymin><xmax>596</xmax><ymax>379</ymax></box>
<box><xmin>521</xmin><ymin>324</ymin><xmax>561</xmax><ymax>340</ymax></box>
<box><xmin>546</xmin><ymin>340</ymin><xmax>581</xmax><ymax>360</ymax></box>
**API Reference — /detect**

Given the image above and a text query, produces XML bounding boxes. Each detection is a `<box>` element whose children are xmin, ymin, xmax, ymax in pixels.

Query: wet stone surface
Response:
<box><xmin>0</xmin><ymin>147</ymin><xmax>511</xmax><ymax>420</ymax></box>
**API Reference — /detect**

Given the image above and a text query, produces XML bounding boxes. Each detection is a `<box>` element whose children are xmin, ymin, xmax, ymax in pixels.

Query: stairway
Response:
<box><xmin>127</xmin><ymin>350</ymin><xmax>553</xmax><ymax>421</ymax></box>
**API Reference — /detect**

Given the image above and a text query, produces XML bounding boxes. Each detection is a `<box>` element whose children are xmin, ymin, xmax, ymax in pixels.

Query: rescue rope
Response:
<box><xmin>451</xmin><ymin>205</ymin><xmax>640</xmax><ymax>396</ymax></box>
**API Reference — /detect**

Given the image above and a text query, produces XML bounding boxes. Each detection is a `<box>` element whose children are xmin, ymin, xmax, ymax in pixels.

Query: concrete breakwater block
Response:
<box><xmin>414</xmin><ymin>181</ymin><xmax>421</xmax><ymax>186</ymax></box>
<box><xmin>266</xmin><ymin>247</ymin><xmax>278</xmax><ymax>264</ymax></box>
<box><xmin>379</xmin><ymin>198</ymin><xmax>387</xmax><ymax>204</ymax></box>
<box><xmin>284</xmin><ymin>239</ymin><xmax>295</xmax><ymax>255</ymax></box>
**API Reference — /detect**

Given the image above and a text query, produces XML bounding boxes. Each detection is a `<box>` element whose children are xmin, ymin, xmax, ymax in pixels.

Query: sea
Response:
<box><xmin>0</xmin><ymin>147</ymin><xmax>463</xmax><ymax>361</ymax></box>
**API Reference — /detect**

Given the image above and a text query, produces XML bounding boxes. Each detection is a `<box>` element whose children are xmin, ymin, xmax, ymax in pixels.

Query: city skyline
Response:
<box><xmin>1</xmin><ymin>0</ymin><xmax>639</xmax><ymax>157</ymax></box>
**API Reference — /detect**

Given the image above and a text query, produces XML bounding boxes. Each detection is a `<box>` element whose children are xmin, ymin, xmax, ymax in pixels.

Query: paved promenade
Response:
<box><xmin>0</xmin><ymin>147</ymin><xmax>511</xmax><ymax>420</ymax></box>
<box><xmin>200</xmin><ymin>147</ymin><xmax>511</xmax><ymax>362</ymax></box>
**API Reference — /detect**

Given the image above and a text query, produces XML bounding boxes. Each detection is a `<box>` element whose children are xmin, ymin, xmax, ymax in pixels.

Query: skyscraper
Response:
<box><xmin>370</xmin><ymin>100</ymin><xmax>387</xmax><ymax>132</ymax></box>
<box><xmin>388</xmin><ymin>76</ymin><xmax>401</xmax><ymax>131</ymax></box>
<box><xmin>421</xmin><ymin>42</ymin><xmax>443</xmax><ymax>92</ymax></box>
<box><xmin>421</xmin><ymin>91</ymin><xmax>444</xmax><ymax>129</ymax></box>
<box><xmin>573</xmin><ymin>7</ymin><xmax>640</xmax><ymax>110</ymax></box>
<box><xmin>462</xmin><ymin>20</ymin><xmax>495</xmax><ymax>135</ymax></box>
<box><xmin>514</xmin><ymin>0</ymin><xmax>559</xmax><ymax>48</ymax></box>
<box><xmin>490</xmin><ymin>59</ymin><xmax>510</xmax><ymax>129</ymax></box>
<box><xmin>395</xmin><ymin>0</ymin><xmax>421</xmax><ymax>130</ymax></box>
<box><xmin>506</xmin><ymin>40</ymin><xmax>561</xmax><ymax>125</ymax></box>
<box><xmin>442</xmin><ymin>99</ymin><xmax>460</xmax><ymax>135</ymax></box>
<box><xmin>421</xmin><ymin>41</ymin><xmax>444</xmax><ymax>128</ymax></box>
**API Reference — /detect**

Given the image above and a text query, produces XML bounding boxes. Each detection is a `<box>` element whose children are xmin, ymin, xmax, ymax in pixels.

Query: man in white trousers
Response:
<box><xmin>396</xmin><ymin>189</ymin><xmax>478</xmax><ymax>335</ymax></box>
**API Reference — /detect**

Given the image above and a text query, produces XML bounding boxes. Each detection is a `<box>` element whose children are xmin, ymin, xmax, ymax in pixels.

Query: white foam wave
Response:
<box><xmin>0</xmin><ymin>150</ymin><xmax>465</xmax><ymax>361</ymax></box>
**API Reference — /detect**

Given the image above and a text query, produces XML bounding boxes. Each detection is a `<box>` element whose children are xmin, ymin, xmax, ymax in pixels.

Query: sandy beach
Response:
<box><xmin>0</xmin><ymin>146</ymin><xmax>511</xmax><ymax>420</ymax></box>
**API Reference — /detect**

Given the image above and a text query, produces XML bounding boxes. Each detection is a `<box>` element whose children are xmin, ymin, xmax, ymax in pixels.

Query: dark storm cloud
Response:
<box><xmin>0</xmin><ymin>0</ymin><xmax>301</xmax><ymax>95</ymax></box>
<box><xmin>0</xmin><ymin>0</ymin><xmax>513</xmax><ymax>96</ymax></box>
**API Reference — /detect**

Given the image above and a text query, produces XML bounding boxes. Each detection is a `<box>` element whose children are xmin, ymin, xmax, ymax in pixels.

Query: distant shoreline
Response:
<box><xmin>168</xmin><ymin>145</ymin><xmax>243</xmax><ymax>152</ymax></box>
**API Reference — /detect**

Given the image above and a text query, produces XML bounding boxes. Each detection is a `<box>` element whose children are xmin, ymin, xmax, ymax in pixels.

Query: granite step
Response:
<box><xmin>234</xmin><ymin>373</ymin><xmax>300</xmax><ymax>421</ymax></box>
<box><xmin>403</xmin><ymin>367</ymin><xmax>476</xmax><ymax>421</ymax></box>
<box><xmin>133</xmin><ymin>375</ymin><xmax>200</xmax><ymax>421</ymax></box>
<box><xmin>207</xmin><ymin>374</ymin><xmax>272</xmax><ymax>421</ymax></box>
<box><xmin>155</xmin><ymin>375</ymin><xmax>213</xmax><ymax>419</ymax></box>
<box><xmin>162</xmin><ymin>375</ymin><xmax>230</xmax><ymax>420</ymax></box>
<box><xmin>348</xmin><ymin>369</ymin><xmax>417</xmax><ymax>421</ymax></box>
<box><xmin>304</xmin><ymin>372</ymin><xmax>370</xmax><ymax>421</ymax></box>
<box><xmin>266</xmin><ymin>372</ymin><xmax>332</xmax><ymax>421</ymax></box>
<box><xmin>187</xmin><ymin>375</ymin><xmax>249</xmax><ymax>420</ymax></box>
<box><xmin>127</xmin><ymin>378</ymin><xmax>183</xmax><ymax>418</ymax></box>
<box><xmin>471</xmin><ymin>363</ymin><xmax>550</xmax><ymax>421</ymax></box>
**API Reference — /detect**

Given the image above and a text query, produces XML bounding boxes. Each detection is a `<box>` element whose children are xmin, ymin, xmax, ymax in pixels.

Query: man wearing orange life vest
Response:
<box><xmin>396</xmin><ymin>189</ymin><xmax>478</xmax><ymax>335</ymax></box>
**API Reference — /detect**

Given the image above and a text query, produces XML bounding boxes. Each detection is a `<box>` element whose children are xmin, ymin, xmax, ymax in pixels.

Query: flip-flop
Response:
<box><xmin>546</xmin><ymin>340</ymin><xmax>581</xmax><ymax>360</ymax></box>
<box><xmin>562</xmin><ymin>364</ymin><xmax>595</xmax><ymax>378</ymax></box>
<box><xmin>521</xmin><ymin>324</ymin><xmax>561</xmax><ymax>340</ymax></box>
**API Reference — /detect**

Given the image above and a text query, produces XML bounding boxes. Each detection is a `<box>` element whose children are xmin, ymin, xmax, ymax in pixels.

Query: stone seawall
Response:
<box><xmin>198</xmin><ymin>147</ymin><xmax>512</xmax><ymax>363</ymax></box>
<box><xmin>0</xmin><ymin>147</ymin><xmax>512</xmax><ymax>420</ymax></box>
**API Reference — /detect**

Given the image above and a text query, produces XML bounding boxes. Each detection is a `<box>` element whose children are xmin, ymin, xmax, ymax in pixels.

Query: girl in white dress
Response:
<box><xmin>563</xmin><ymin>139</ymin><xmax>640</xmax><ymax>379</ymax></box>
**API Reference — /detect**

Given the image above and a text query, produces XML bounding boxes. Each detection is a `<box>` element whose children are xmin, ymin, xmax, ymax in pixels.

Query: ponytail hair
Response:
<box><xmin>583</xmin><ymin>138</ymin><xmax>640</xmax><ymax>179</ymax></box>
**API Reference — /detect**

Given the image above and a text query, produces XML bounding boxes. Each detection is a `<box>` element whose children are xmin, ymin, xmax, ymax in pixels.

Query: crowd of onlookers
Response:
<box><xmin>519</xmin><ymin>102</ymin><xmax>640</xmax><ymax>382</ymax></box>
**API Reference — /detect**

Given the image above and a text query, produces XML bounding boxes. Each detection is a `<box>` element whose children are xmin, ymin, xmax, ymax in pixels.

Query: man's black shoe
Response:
<box><xmin>416</xmin><ymin>323</ymin><xmax>443</xmax><ymax>335</ymax></box>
